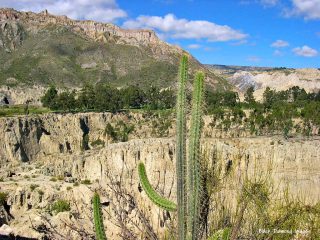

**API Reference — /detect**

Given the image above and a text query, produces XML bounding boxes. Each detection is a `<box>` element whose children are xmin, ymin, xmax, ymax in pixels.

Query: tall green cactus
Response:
<box><xmin>93</xmin><ymin>192</ymin><xmax>107</xmax><ymax>240</ymax></box>
<box><xmin>138</xmin><ymin>55</ymin><xmax>205</xmax><ymax>240</ymax></box>
<box><xmin>187</xmin><ymin>71</ymin><xmax>204</xmax><ymax>239</ymax></box>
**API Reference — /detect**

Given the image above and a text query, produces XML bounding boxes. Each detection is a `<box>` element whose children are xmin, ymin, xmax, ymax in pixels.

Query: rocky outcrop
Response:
<box><xmin>0</xmin><ymin>8</ymin><xmax>180</xmax><ymax>56</ymax></box>
<box><xmin>0</xmin><ymin>21</ymin><xmax>25</xmax><ymax>52</ymax></box>
<box><xmin>228</xmin><ymin>69</ymin><xmax>320</xmax><ymax>100</ymax></box>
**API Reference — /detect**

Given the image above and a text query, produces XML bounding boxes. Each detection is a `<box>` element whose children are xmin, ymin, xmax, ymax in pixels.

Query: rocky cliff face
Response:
<box><xmin>207</xmin><ymin>65</ymin><xmax>320</xmax><ymax>100</ymax></box>
<box><xmin>0</xmin><ymin>8</ymin><xmax>168</xmax><ymax>52</ymax></box>
<box><xmin>0</xmin><ymin>112</ymin><xmax>319</xmax><ymax>239</ymax></box>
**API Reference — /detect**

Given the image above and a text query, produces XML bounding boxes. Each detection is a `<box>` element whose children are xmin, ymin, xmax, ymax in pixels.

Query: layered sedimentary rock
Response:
<box><xmin>0</xmin><ymin>112</ymin><xmax>319</xmax><ymax>239</ymax></box>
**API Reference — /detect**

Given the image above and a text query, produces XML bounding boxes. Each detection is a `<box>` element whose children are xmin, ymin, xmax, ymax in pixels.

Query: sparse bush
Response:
<box><xmin>51</xmin><ymin>199</ymin><xmax>70</xmax><ymax>214</ymax></box>
<box><xmin>30</xmin><ymin>184</ymin><xmax>39</xmax><ymax>191</ymax></box>
<box><xmin>38</xmin><ymin>190</ymin><xmax>44</xmax><ymax>196</ymax></box>
<box><xmin>104</xmin><ymin>121</ymin><xmax>135</xmax><ymax>142</ymax></box>
<box><xmin>81</xmin><ymin>179</ymin><xmax>91</xmax><ymax>185</ymax></box>
<box><xmin>91</xmin><ymin>139</ymin><xmax>105</xmax><ymax>147</ymax></box>
<box><xmin>50</xmin><ymin>177</ymin><xmax>57</xmax><ymax>182</ymax></box>
<box><xmin>0</xmin><ymin>192</ymin><xmax>8</xmax><ymax>206</ymax></box>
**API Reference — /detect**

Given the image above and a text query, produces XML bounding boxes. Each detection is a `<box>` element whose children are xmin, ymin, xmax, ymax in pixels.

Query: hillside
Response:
<box><xmin>0</xmin><ymin>8</ymin><xmax>228</xmax><ymax>94</ymax></box>
<box><xmin>207</xmin><ymin>64</ymin><xmax>320</xmax><ymax>100</ymax></box>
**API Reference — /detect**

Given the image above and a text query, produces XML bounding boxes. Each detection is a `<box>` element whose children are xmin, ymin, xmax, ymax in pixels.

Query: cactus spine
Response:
<box><xmin>138</xmin><ymin>55</ymin><xmax>205</xmax><ymax>240</ymax></box>
<box><xmin>93</xmin><ymin>192</ymin><xmax>107</xmax><ymax>240</ymax></box>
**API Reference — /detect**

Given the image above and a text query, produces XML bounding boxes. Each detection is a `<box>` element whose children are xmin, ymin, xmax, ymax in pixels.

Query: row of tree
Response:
<box><xmin>41</xmin><ymin>84</ymin><xmax>320</xmax><ymax>136</ymax></box>
<box><xmin>41</xmin><ymin>84</ymin><xmax>175</xmax><ymax>112</ymax></box>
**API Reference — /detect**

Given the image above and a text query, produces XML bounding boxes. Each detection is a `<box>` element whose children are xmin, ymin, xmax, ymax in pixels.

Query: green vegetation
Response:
<box><xmin>38</xmin><ymin>190</ymin><xmax>44</xmax><ymax>196</ymax></box>
<box><xmin>91</xmin><ymin>139</ymin><xmax>105</xmax><ymax>147</ymax></box>
<box><xmin>138</xmin><ymin>162</ymin><xmax>177</xmax><ymax>211</ymax></box>
<box><xmin>92</xmin><ymin>192</ymin><xmax>107</xmax><ymax>240</ymax></box>
<box><xmin>30</xmin><ymin>184</ymin><xmax>39</xmax><ymax>191</ymax></box>
<box><xmin>104</xmin><ymin>121</ymin><xmax>135</xmax><ymax>142</ymax></box>
<box><xmin>206</xmin><ymin>86</ymin><xmax>320</xmax><ymax>137</ymax></box>
<box><xmin>0</xmin><ymin>105</ymin><xmax>50</xmax><ymax>117</ymax></box>
<box><xmin>138</xmin><ymin>56</ymin><xmax>206</xmax><ymax>240</ymax></box>
<box><xmin>81</xmin><ymin>179</ymin><xmax>91</xmax><ymax>185</ymax></box>
<box><xmin>0</xmin><ymin>192</ymin><xmax>8</xmax><ymax>206</ymax></box>
<box><xmin>41</xmin><ymin>84</ymin><xmax>175</xmax><ymax>113</ymax></box>
<box><xmin>51</xmin><ymin>199</ymin><xmax>71</xmax><ymax>214</ymax></box>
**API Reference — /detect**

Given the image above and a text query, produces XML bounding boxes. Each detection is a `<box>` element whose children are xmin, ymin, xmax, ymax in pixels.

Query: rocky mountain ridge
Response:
<box><xmin>0</xmin><ymin>8</ymin><xmax>227</xmax><ymax>93</ymax></box>
<box><xmin>0</xmin><ymin>8</ymin><xmax>172</xmax><ymax>53</ymax></box>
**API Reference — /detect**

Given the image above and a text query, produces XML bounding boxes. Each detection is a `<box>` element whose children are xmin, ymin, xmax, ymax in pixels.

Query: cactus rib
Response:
<box><xmin>93</xmin><ymin>192</ymin><xmax>107</xmax><ymax>240</ymax></box>
<box><xmin>176</xmin><ymin>54</ymin><xmax>188</xmax><ymax>240</ymax></box>
<box><xmin>138</xmin><ymin>162</ymin><xmax>177</xmax><ymax>212</ymax></box>
<box><xmin>187</xmin><ymin>72</ymin><xmax>205</xmax><ymax>239</ymax></box>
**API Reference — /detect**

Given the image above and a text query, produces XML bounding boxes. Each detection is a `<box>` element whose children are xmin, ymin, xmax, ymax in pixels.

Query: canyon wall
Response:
<box><xmin>0</xmin><ymin>112</ymin><xmax>319</xmax><ymax>238</ymax></box>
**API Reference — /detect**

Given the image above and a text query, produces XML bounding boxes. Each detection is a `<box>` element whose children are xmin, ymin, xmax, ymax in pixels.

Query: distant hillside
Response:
<box><xmin>207</xmin><ymin>64</ymin><xmax>320</xmax><ymax>100</ymax></box>
<box><xmin>0</xmin><ymin>8</ymin><xmax>229</xmax><ymax>91</ymax></box>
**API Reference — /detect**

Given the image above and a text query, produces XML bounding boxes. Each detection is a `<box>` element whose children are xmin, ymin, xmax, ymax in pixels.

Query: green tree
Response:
<box><xmin>244</xmin><ymin>86</ymin><xmax>255</xmax><ymax>106</ymax></box>
<box><xmin>121</xmin><ymin>85</ymin><xmax>145</xmax><ymax>109</ymax></box>
<box><xmin>41</xmin><ymin>86</ymin><xmax>58</xmax><ymax>109</ymax></box>
<box><xmin>263</xmin><ymin>87</ymin><xmax>276</xmax><ymax>110</ymax></box>
<box><xmin>55</xmin><ymin>91</ymin><xmax>76</xmax><ymax>112</ymax></box>
<box><xmin>78</xmin><ymin>83</ymin><xmax>96</xmax><ymax>110</ymax></box>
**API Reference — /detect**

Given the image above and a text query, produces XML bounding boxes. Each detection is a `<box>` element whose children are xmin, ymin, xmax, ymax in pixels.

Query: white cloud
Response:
<box><xmin>285</xmin><ymin>0</ymin><xmax>320</xmax><ymax>19</ymax></box>
<box><xmin>187</xmin><ymin>44</ymin><xmax>201</xmax><ymax>49</ymax></box>
<box><xmin>271</xmin><ymin>40</ymin><xmax>289</xmax><ymax>48</ymax></box>
<box><xmin>0</xmin><ymin>0</ymin><xmax>127</xmax><ymax>22</ymax></box>
<box><xmin>293</xmin><ymin>45</ymin><xmax>318</xmax><ymax>57</ymax></box>
<box><xmin>123</xmin><ymin>14</ymin><xmax>247</xmax><ymax>42</ymax></box>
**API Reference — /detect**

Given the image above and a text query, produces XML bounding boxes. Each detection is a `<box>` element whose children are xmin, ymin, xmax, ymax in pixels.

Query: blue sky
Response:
<box><xmin>1</xmin><ymin>0</ymin><xmax>320</xmax><ymax>68</ymax></box>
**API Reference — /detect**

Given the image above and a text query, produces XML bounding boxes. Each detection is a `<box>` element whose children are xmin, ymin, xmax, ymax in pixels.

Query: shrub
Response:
<box><xmin>38</xmin><ymin>190</ymin><xmax>44</xmax><ymax>196</ymax></box>
<box><xmin>30</xmin><ymin>184</ymin><xmax>39</xmax><ymax>191</ymax></box>
<box><xmin>91</xmin><ymin>139</ymin><xmax>105</xmax><ymax>147</ymax></box>
<box><xmin>81</xmin><ymin>179</ymin><xmax>91</xmax><ymax>185</ymax></box>
<box><xmin>51</xmin><ymin>199</ymin><xmax>71</xmax><ymax>214</ymax></box>
<box><xmin>0</xmin><ymin>192</ymin><xmax>8</xmax><ymax>206</ymax></box>
<box><xmin>50</xmin><ymin>177</ymin><xmax>57</xmax><ymax>182</ymax></box>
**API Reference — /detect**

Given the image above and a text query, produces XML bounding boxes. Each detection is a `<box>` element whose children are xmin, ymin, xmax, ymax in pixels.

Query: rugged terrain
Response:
<box><xmin>0</xmin><ymin>112</ymin><xmax>319</xmax><ymax>239</ymax></box>
<box><xmin>0</xmin><ymin>8</ymin><xmax>229</xmax><ymax>105</ymax></box>
<box><xmin>207</xmin><ymin>64</ymin><xmax>320</xmax><ymax>100</ymax></box>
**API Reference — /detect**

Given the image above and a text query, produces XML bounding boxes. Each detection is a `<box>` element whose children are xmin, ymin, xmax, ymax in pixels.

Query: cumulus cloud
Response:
<box><xmin>293</xmin><ymin>45</ymin><xmax>318</xmax><ymax>57</ymax></box>
<box><xmin>271</xmin><ymin>40</ymin><xmax>289</xmax><ymax>48</ymax></box>
<box><xmin>0</xmin><ymin>0</ymin><xmax>127</xmax><ymax>22</ymax></box>
<box><xmin>285</xmin><ymin>0</ymin><xmax>320</xmax><ymax>19</ymax></box>
<box><xmin>123</xmin><ymin>14</ymin><xmax>247</xmax><ymax>42</ymax></box>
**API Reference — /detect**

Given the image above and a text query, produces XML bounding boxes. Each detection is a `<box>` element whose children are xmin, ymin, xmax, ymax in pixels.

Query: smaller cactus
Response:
<box><xmin>93</xmin><ymin>192</ymin><xmax>107</xmax><ymax>240</ymax></box>
<box><xmin>138</xmin><ymin>162</ymin><xmax>177</xmax><ymax>211</ymax></box>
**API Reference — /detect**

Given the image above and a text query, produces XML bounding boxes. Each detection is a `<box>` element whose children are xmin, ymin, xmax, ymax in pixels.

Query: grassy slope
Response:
<box><xmin>0</xmin><ymin>23</ymin><xmax>229</xmax><ymax>90</ymax></box>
